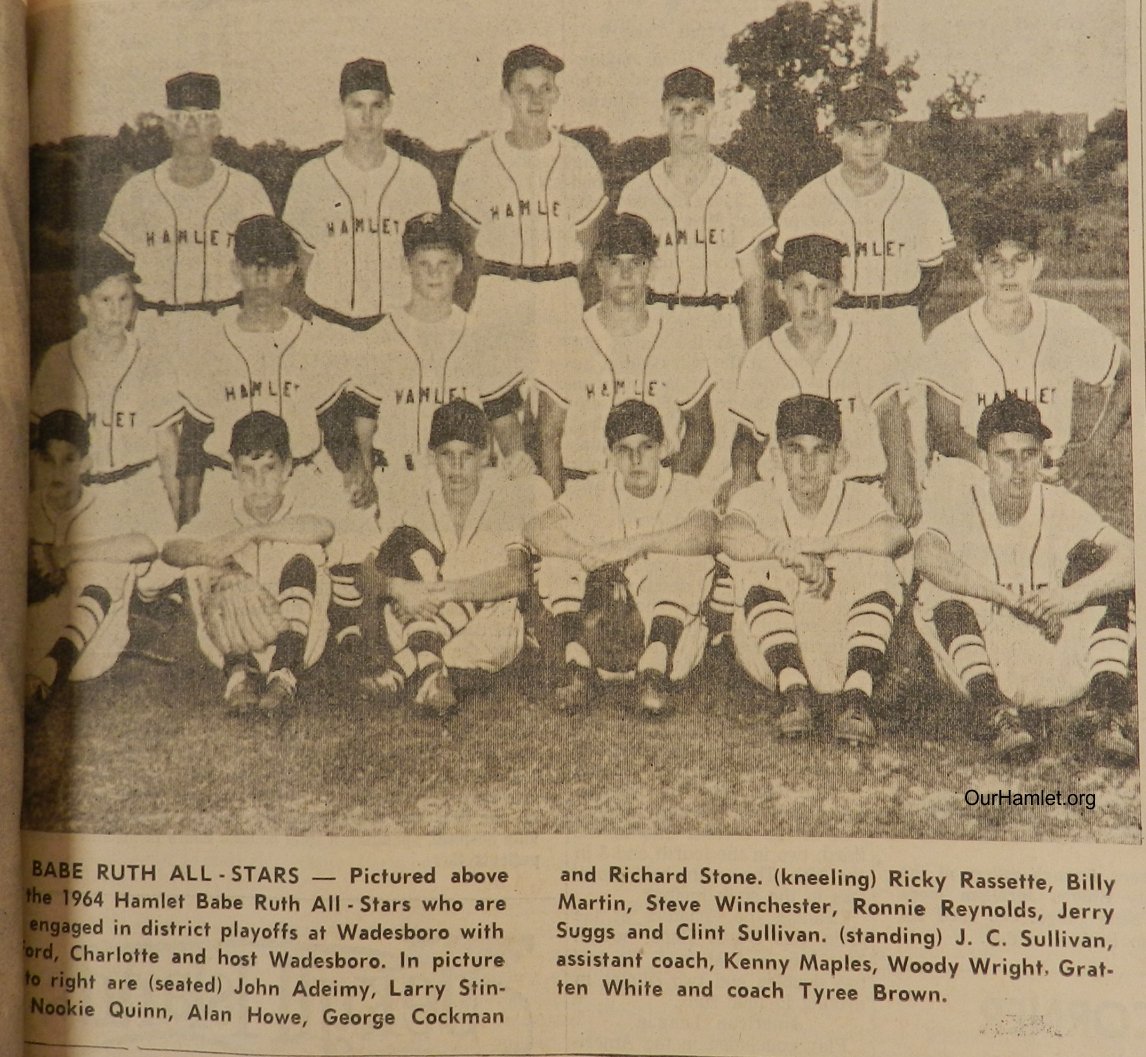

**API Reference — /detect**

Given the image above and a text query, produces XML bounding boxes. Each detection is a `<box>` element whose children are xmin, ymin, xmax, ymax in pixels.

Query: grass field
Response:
<box><xmin>22</xmin><ymin>278</ymin><xmax>1140</xmax><ymax>843</ymax></box>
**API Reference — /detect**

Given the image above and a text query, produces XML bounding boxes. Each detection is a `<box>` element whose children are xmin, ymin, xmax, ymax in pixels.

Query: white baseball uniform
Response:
<box><xmin>919</xmin><ymin>295</ymin><xmax>1125</xmax><ymax>462</ymax></box>
<box><xmin>730</xmin><ymin>317</ymin><xmax>901</xmax><ymax>479</ymax></box>
<box><xmin>283</xmin><ymin>146</ymin><xmax>441</xmax><ymax>321</ymax></box>
<box><xmin>532</xmin><ymin>305</ymin><xmax>713</xmax><ymax>475</ymax></box>
<box><xmin>915</xmin><ymin>460</ymin><xmax>1130</xmax><ymax>708</ymax></box>
<box><xmin>727</xmin><ymin>477</ymin><xmax>903</xmax><ymax>693</ymax></box>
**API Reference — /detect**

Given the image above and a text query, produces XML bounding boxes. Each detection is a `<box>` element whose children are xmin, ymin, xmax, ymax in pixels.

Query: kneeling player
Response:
<box><xmin>526</xmin><ymin>401</ymin><xmax>717</xmax><ymax>714</ymax></box>
<box><xmin>359</xmin><ymin>401</ymin><xmax>551</xmax><ymax>714</ymax></box>
<box><xmin>914</xmin><ymin>395</ymin><xmax>1136</xmax><ymax>763</ymax></box>
<box><xmin>27</xmin><ymin>411</ymin><xmax>167</xmax><ymax>714</ymax></box>
<box><xmin>723</xmin><ymin>395</ymin><xmax>910</xmax><ymax>745</ymax></box>
<box><xmin>163</xmin><ymin>412</ymin><xmax>335</xmax><ymax>714</ymax></box>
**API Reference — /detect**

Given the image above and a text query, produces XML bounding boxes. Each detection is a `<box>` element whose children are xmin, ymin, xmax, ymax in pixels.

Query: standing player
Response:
<box><xmin>360</xmin><ymin>401</ymin><xmax>551</xmax><ymax>714</ymax></box>
<box><xmin>283</xmin><ymin>58</ymin><xmax>442</xmax><ymax>329</ymax></box>
<box><xmin>922</xmin><ymin>211</ymin><xmax>1131</xmax><ymax>490</ymax></box>
<box><xmin>534</xmin><ymin>213</ymin><xmax>714</xmax><ymax>495</ymax></box>
<box><xmin>450</xmin><ymin>44</ymin><xmax>607</xmax><ymax>407</ymax></box>
<box><xmin>723</xmin><ymin>396</ymin><xmax>910</xmax><ymax>746</ymax></box>
<box><xmin>914</xmin><ymin>396</ymin><xmax>1136</xmax><ymax>763</ymax></box>
<box><xmin>526</xmin><ymin>401</ymin><xmax>717</xmax><ymax>715</ymax></box>
<box><xmin>617</xmin><ymin>66</ymin><xmax>775</xmax><ymax>482</ymax></box>
<box><xmin>775</xmin><ymin>80</ymin><xmax>955</xmax><ymax>470</ymax></box>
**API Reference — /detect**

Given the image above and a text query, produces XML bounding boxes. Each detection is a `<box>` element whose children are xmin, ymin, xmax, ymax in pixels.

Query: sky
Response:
<box><xmin>28</xmin><ymin>0</ymin><xmax>1131</xmax><ymax>149</ymax></box>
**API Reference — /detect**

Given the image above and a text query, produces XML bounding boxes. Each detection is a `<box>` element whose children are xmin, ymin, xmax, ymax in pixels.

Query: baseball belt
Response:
<box><xmin>371</xmin><ymin>450</ymin><xmax>418</xmax><ymax>472</ymax></box>
<box><xmin>84</xmin><ymin>458</ymin><xmax>155</xmax><ymax>485</ymax></box>
<box><xmin>141</xmin><ymin>297</ymin><xmax>240</xmax><ymax>316</ymax></box>
<box><xmin>203</xmin><ymin>451</ymin><xmax>319</xmax><ymax>473</ymax></box>
<box><xmin>836</xmin><ymin>291</ymin><xmax>919</xmax><ymax>310</ymax></box>
<box><xmin>481</xmin><ymin>260</ymin><xmax>579</xmax><ymax>283</ymax></box>
<box><xmin>307</xmin><ymin>301</ymin><xmax>386</xmax><ymax>331</ymax></box>
<box><xmin>648</xmin><ymin>292</ymin><xmax>737</xmax><ymax>310</ymax></box>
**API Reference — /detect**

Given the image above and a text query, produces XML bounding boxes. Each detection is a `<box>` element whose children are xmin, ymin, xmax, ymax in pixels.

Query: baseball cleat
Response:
<box><xmin>991</xmin><ymin>707</ymin><xmax>1035</xmax><ymax>762</ymax></box>
<box><xmin>1093</xmin><ymin>715</ymin><xmax>1137</xmax><ymax>765</ymax></box>
<box><xmin>834</xmin><ymin>689</ymin><xmax>876</xmax><ymax>747</ymax></box>
<box><xmin>554</xmin><ymin>664</ymin><xmax>592</xmax><ymax>713</ymax></box>
<box><xmin>358</xmin><ymin>669</ymin><xmax>406</xmax><ymax>704</ymax></box>
<box><xmin>258</xmin><ymin>669</ymin><xmax>298</xmax><ymax>713</ymax></box>
<box><xmin>415</xmin><ymin>666</ymin><xmax>457</xmax><ymax>717</ymax></box>
<box><xmin>223</xmin><ymin>667</ymin><xmax>261</xmax><ymax>716</ymax></box>
<box><xmin>777</xmin><ymin>685</ymin><xmax>813</xmax><ymax>739</ymax></box>
<box><xmin>636</xmin><ymin>670</ymin><xmax>673</xmax><ymax>716</ymax></box>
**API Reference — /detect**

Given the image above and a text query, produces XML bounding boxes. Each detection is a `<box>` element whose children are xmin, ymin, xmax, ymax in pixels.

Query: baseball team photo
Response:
<box><xmin>21</xmin><ymin>0</ymin><xmax>1140</xmax><ymax>843</ymax></box>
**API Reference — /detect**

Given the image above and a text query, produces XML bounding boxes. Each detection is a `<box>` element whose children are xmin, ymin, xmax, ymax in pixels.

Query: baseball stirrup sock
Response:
<box><xmin>274</xmin><ymin>555</ymin><xmax>317</xmax><ymax>674</ymax></box>
<box><xmin>328</xmin><ymin>562</ymin><xmax>364</xmax><ymax>647</ymax></box>
<box><xmin>1087</xmin><ymin>594</ymin><xmax>1135</xmax><ymax>682</ymax></box>
<box><xmin>640</xmin><ymin>614</ymin><xmax>685</xmax><ymax>677</ymax></box>
<box><xmin>47</xmin><ymin>584</ymin><xmax>113</xmax><ymax>689</ymax></box>
<box><xmin>707</xmin><ymin>561</ymin><xmax>735</xmax><ymax>638</ymax></box>
<box><xmin>844</xmin><ymin>591</ymin><xmax>897</xmax><ymax>697</ymax></box>
<box><xmin>744</xmin><ymin>585</ymin><xmax>807</xmax><ymax>691</ymax></box>
<box><xmin>933</xmin><ymin>599</ymin><xmax>997</xmax><ymax>701</ymax></box>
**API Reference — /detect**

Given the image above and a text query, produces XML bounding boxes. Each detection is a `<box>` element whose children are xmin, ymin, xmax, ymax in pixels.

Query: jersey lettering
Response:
<box><xmin>848</xmin><ymin>240</ymin><xmax>907</xmax><ymax>259</ymax></box>
<box><xmin>977</xmin><ymin>386</ymin><xmax>1057</xmax><ymax>408</ymax></box>
<box><xmin>145</xmin><ymin>227</ymin><xmax>231</xmax><ymax>248</ymax></box>
<box><xmin>323</xmin><ymin>216</ymin><xmax>402</xmax><ymax>238</ymax></box>
<box><xmin>222</xmin><ymin>379</ymin><xmax>299</xmax><ymax>401</ymax></box>
<box><xmin>583</xmin><ymin>378</ymin><xmax>665</xmax><ymax>400</ymax></box>
<box><xmin>662</xmin><ymin>227</ymin><xmax>725</xmax><ymax>247</ymax></box>
<box><xmin>393</xmin><ymin>385</ymin><xmax>469</xmax><ymax>406</ymax></box>
<box><xmin>489</xmin><ymin>199</ymin><xmax>560</xmax><ymax>222</ymax></box>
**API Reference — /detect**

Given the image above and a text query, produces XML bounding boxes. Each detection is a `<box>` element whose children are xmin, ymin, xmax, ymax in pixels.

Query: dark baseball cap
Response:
<box><xmin>662</xmin><ymin>67</ymin><xmax>715</xmax><ymax>102</ymax></box>
<box><xmin>75</xmin><ymin>241</ymin><xmax>140</xmax><ymax>295</ymax></box>
<box><xmin>234</xmin><ymin>216</ymin><xmax>299</xmax><ymax>267</ymax></box>
<box><xmin>429</xmin><ymin>400</ymin><xmax>488</xmax><ymax>451</ymax></box>
<box><xmin>835</xmin><ymin>81</ymin><xmax>897</xmax><ymax>127</ymax></box>
<box><xmin>976</xmin><ymin>394</ymin><xmax>1052</xmax><ymax>450</ymax></box>
<box><xmin>971</xmin><ymin>210</ymin><xmax>1040</xmax><ymax>258</ymax></box>
<box><xmin>402</xmin><ymin>212</ymin><xmax>465</xmax><ymax>258</ymax></box>
<box><xmin>340</xmin><ymin>58</ymin><xmax>393</xmax><ymax>99</ymax></box>
<box><xmin>230</xmin><ymin>411</ymin><xmax>291</xmax><ymax>462</ymax></box>
<box><xmin>166</xmin><ymin>72</ymin><xmax>220</xmax><ymax>110</ymax></box>
<box><xmin>605</xmin><ymin>401</ymin><xmax>665</xmax><ymax>448</ymax></box>
<box><xmin>596</xmin><ymin>213</ymin><xmax>659</xmax><ymax>260</ymax></box>
<box><xmin>775</xmin><ymin>394</ymin><xmax>842</xmax><ymax>446</ymax></box>
<box><xmin>780</xmin><ymin>235</ymin><xmax>847</xmax><ymax>283</ymax></box>
<box><xmin>502</xmin><ymin>44</ymin><xmax>564</xmax><ymax>89</ymax></box>
<box><xmin>34</xmin><ymin>408</ymin><xmax>91</xmax><ymax>456</ymax></box>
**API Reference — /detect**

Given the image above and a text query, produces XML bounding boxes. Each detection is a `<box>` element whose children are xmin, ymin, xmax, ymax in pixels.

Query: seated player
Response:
<box><xmin>26</xmin><ymin>411</ymin><xmax>166</xmax><ymax>714</ymax></box>
<box><xmin>526</xmin><ymin>401</ymin><xmax>717</xmax><ymax>715</ymax></box>
<box><xmin>163</xmin><ymin>412</ymin><xmax>335</xmax><ymax>714</ymax></box>
<box><xmin>723</xmin><ymin>395</ymin><xmax>911</xmax><ymax>745</ymax></box>
<box><xmin>914</xmin><ymin>395</ymin><xmax>1136</xmax><ymax>763</ymax></box>
<box><xmin>359</xmin><ymin>401</ymin><xmax>551</xmax><ymax>715</ymax></box>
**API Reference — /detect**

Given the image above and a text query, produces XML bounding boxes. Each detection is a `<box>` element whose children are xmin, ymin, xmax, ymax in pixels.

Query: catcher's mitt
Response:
<box><xmin>28</xmin><ymin>542</ymin><xmax>66</xmax><ymax>604</ymax></box>
<box><xmin>581</xmin><ymin>564</ymin><xmax>645</xmax><ymax>674</ymax></box>
<box><xmin>203</xmin><ymin>570</ymin><xmax>288</xmax><ymax>657</ymax></box>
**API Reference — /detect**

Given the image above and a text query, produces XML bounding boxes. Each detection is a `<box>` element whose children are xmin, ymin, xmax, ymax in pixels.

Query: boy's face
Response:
<box><xmin>612</xmin><ymin>433</ymin><xmax>662</xmax><ymax>498</ymax></box>
<box><xmin>596</xmin><ymin>252</ymin><xmax>652</xmax><ymax>308</ymax></box>
<box><xmin>779</xmin><ymin>269</ymin><xmax>840</xmax><ymax>334</ymax></box>
<box><xmin>984</xmin><ymin>431</ymin><xmax>1041</xmax><ymax>517</ymax></box>
<box><xmin>232</xmin><ymin>450</ymin><xmax>291</xmax><ymax>518</ymax></box>
<box><xmin>433</xmin><ymin>440</ymin><xmax>484</xmax><ymax>498</ymax></box>
<box><xmin>779</xmin><ymin>434</ymin><xmax>837</xmax><ymax>505</ymax></box>
<box><xmin>234</xmin><ymin>259</ymin><xmax>296</xmax><ymax>308</ymax></box>
<box><xmin>503</xmin><ymin>67</ymin><xmax>559</xmax><ymax>131</ymax></box>
<box><xmin>342</xmin><ymin>89</ymin><xmax>391</xmax><ymax>145</ymax></box>
<box><xmin>408</xmin><ymin>247</ymin><xmax>462</xmax><ymax>303</ymax></box>
<box><xmin>35</xmin><ymin>438</ymin><xmax>88</xmax><ymax>510</ymax></box>
<box><xmin>973</xmin><ymin>239</ymin><xmax>1042</xmax><ymax>306</ymax></box>
<box><xmin>79</xmin><ymin>274</ymin><xmax>135</xmax><ymax>339</ymax></box>
<box><xmin>663</xmin><ymin>95</ymin><xmax>714</xmax><ymax>155</ymax></box>
<box><xmin>832</xmin><ymin>119</ymin><xmax>891</xmax><ymax>174</ymax></box>
<box><xmin>165</xmin><ymin>107</ymin><xmax>220</xmax><ymax>157</ymax></box>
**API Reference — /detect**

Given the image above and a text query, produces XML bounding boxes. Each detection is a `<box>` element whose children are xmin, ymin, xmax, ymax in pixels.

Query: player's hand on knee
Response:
<box><xmin>1018</xmin><ymin>584</ymin><xmax>1083</xmax><ymax>624</ymax></box>
<box><xmin>581</xmin><ymin>540</ymin><xmax>635</xmax><ymax>572</ymax></box>
<box><xmin>390</xmin><ymin>579</ymin><xmax>441</xmax><ymax>622</ymax></box>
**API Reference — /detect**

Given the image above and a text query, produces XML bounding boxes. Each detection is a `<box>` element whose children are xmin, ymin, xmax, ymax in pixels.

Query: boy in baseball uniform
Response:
<box><xmin>359</xmin><ymin>401</ymin><xmax>551</xmax><ymax>715</ymax></box>
<box><xmin>723</xmin><ymin>395</ymin><xmax>910</xmax><ymax>746</ymax></box>
<box><xmin>915</xmin><ymin>396</ymin><xmax>1136</xmax><ymax>763</ymax></box>
<box><xmin>526</xmin><ymin>401</ymin><xmax>717</xmax><ymax>715</ymax></box>
<box><xmin>164</xmin><ymin>412</ymin><xmax>335</xmax><ymax>714</ymax></box>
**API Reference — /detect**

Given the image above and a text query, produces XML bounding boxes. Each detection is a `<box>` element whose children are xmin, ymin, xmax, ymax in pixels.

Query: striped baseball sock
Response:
<box><xmin>328</xmin><ymin>562</ymin><xmax>364</xmax><ymax>652</ymax></box>
<box><xmin>743</xmin><ymin>585</ymin><xmax>808</xmax><ymax>692</ymax></box>
<box><xmin>843</xmin><ymin>591</ymin><xmax>897</xmax><ymax>697</ymax></box>
<box><xmin>1088</xmin><ymin>594</ymin><xmax>1135</xmax><ymax>711</ymax></box>
<box><xmin>933</xmin><ymin>599</ymin><xmax>998</xmax><ymax>705</ymax></box>
<box><xmin>273</xmin><ymin>555</ymin><xmax>317</xmax><ymax>676</ymax></box>
<box><xmin>39</xmin><ymin>584</ymin><xmax>113</xmax><ymax>690</ymax></box>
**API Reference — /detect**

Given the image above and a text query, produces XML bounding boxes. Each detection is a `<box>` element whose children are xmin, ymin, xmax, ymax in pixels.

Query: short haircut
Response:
<box><xmin>971</xmin><ymin>210</ymin><xmax>1040</xmax><ymax>258</ymax></box>
<box><xmin>229</xmin><ymin>411</ymin><xmax>291</xmax><ymax>462</ymax></box>
<box><xmin>34</xmin><ymin>409</ymin><xmax>91</xmax><ymax>456</ymax></box>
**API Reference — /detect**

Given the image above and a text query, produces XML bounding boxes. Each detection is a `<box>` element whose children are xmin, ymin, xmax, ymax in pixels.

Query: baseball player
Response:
<box><xmin>922</xmin><ymin>210</ymin><xmax>1131</xmax><ymax>490</ymax></box>
<box><xmin>914</xmin><ymin>396</ymin><xmax>1136</xmax><ymax>763</ymax></box>
<box><xmin>26</xmin><ymin>411</ymin><xmax>168</xmax><ymax>715</ymax></box>
<box><xmin>526</xmin><ymin>401</ymin><xmax>717</xmax><ymax>715</ymax></box>
<box><xmin>359</xmin><ymin>401</ymin><xmax>551</xmax><ymax>714</ymax></box>
<box><xmin>533</xmin><ymin>213</ymin><xmax>714</xmax><ymax>495</ymax></box>
<box><xmin>775</xmin><ymin>80</ymin><xmax>955</xmax><ymax>472</ymax></box>
<box><xmin>729</xmin><ymin>234</ymin><xmax>916</xmax><ymax>521</ymax></box>
<box><xmin>282</xmin><ymin>58</ymin><xmax>442</xmax><ymax>329</ymax></box>
<box><xmin>723</xmin><ymin>395</ymin><xmax>910</xmax><ymax>746</ymax></box>
<box><xmin>616</xmin><ymin>66</ymin><xmax>776</xmax><ymax>482</ymax></box>
<box><xmin>450</xmin><ymin>44</ymin><xmax>607</xmax><ymax>408</ymax></box>
<box><xmin>164</xmin><ymin>412</ymin><xmax>336</xmax><ymax>713</ymax></box>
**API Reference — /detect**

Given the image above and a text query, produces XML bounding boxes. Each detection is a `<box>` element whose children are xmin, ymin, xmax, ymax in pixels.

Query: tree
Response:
<box><xmin>927</xmin><ymin>71</ymin><xmax>984</xmax><ymax>123</ymax></box>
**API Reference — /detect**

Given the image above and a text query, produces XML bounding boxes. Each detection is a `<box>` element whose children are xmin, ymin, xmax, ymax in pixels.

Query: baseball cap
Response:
<box><xmin>502</xmin><ymin>44</ymin><xmax>564</xmax><ymax>89</ymax></box>
<box><xmin>976</xmin><ymin>394</ymin><xmax>1052</xmax><ymax>450</ymax></box>
<box><xmin>662</xmin><ymin>67</ymin><xmax>715</xmax><ymax>102</ymax></box>
<box><xmin>34</xmin><ymin>409</ymin><xmax>91</xmax><ymax>456</ymax></box>
<box><xmin>429</xmin><ymin>400</ymin><xmax>488</xmax><ymax>450</ymax></box>
<box><xmin>402</xmin><ymin>212</ymin><xmax>465</xmax><ymax>258</ymax></box>
<box><xmin>971</xmin><ymin>210</ymin><xmax>1040</xmax><ymax>258</ymax></box>
<box><xmin>75</xmin><ymin>241</ymin><xmax>140</xmax><ymax>295</ymax></box>
<box><xmin>834</xmin><ymin>81</ymin><xmax>897</xmax><ymax>127</ymax></box>
<box><xmin>234</xmin><ymin>216</ymin><xmax>300</xmax><ymax>267</ymax></box>
<box><xmin>340</xmin><ymin>58</ymin><xmax>393</xmax><ymax>99</ymax></box>
<box><xmin>230</xmin><ymin>411</ymin><xmax>291</xmax><ymax>462</ymax></box>
<box><xmin>596</xmin><ymin>213</ymin><xmax>659</xmax><ymax>260</ymax></box>
<box><xmin>775</xmin><ymin>394</ymin><xmax>843</xmax><ymax>446</ymax></box>
<box><xmin>780</xmin><ymin>235</ymin><xmax>847</xmax><ymax>283</ymax></box>
<box><xmin>166</xmin><ymin>72</ymin><xmax>221</xmax><ymax>110</ymax></box>
<box><xmin>605</xmin><ymin>401</ymin><xmax>665</xmax><ymax>448</ymax></box>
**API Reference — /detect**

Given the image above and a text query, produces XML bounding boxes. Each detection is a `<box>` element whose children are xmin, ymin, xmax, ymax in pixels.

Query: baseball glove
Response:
<box><xmin>581</xmin><ymin>564</ymin><xmax>645</xmax><ymax>674</ymax></box>
<box><xmin>28</xmin><ymin>542</ymin><xmax>66</xmax><ymax>604</ymax></box>
<box><xmin>202</xmin><ymin>570</ymin><xmax>288</xmax><ymax>657</ymax></box>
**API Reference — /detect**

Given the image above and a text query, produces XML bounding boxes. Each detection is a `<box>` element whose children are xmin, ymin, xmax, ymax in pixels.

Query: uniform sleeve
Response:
<box><xmin>852</xmin><ymin>321</ymin><xmax>902</xmax><ymax>408</ymax></box>
<box><xmin>1064</xmin><ymin>305</ymin><xmax>1124</xmax><ymax>388</ymax></box>
<box><xmin>726</xmin><ymin>482</ymin><xmax>767</xmax><ymax>532</ymax></box>
<box><xmin>917</xmin><ymin>318</ymin><xmax>966</xmax><ymax>404</ymax></box>
<box><xmin>302</xmin><ymin>320</ymin><xmax>352</xmax><ymax>414</ymax></box>
<box><xmin>499</xmin><ymin>476</ymin><xmax>555</xmax><ymax>553</ymax></box>
<box><xmin>913</xmin><ymin>179</ymin><xmax>956</xmax><ymax>267</ymax></box>
<box><xmin>30</xmin><ymin>346</ymin><xmax>74</xmax><ymax>420</ymax></box>
<box><xmin>99</xmin><ymin>178</ymin><xmax>139</xmax><ymax>258</ymax></box>
<box><xmin>916</xmin><ymin>461</ymin><xmax>977</xmax><ymax>546</ymax></box>
<box><xmin>674</xmin><ymin>344</ymin><xmax>713</xmax><ymax>411</ymax></box>
<box><xmin>462</xmin><ymin>322</ymin><xmax>526</xmax><ymax>403</ymax></box>
<box><xmin>845</xmin><ymin>481</ymin><xmax>896</xmax><ymax>528</ymax></box>
<box><xmin>555</xmin><ymin>476</ymin><xmax>596</xmax><ymax>522</ymax></box>
<box><xmin>728</xmin><ymin>345</ymin><xmax>774</xmax><ymax>438</ymax></box>
<box><xmin>731</xmin><ymin>170</ymin><xmax>777</xmax><ymax>255</ymax></box>
<box><xmin>282</xmin><ymin>162</ymin><xmax>319</xmax><ymax>251</ymax></box>
<box><xmin>773</xmin><ymin>184</ymin><xmax>816</xmax><ymax>261</ymax></box>
<box><xmin>449</xmin><ymin>143</ymin><xmax>487</xmax><ymax>228</ymax></box>
<box><xmin>137</xmin><ymin>345</ymin><xmax>187</xmax><ymax>429</ymax></box>
<box><xmin>566</xmin><ymin>141</ymin><xmax>607</xmax><ymax>229</ymax></box>
<box><xmin>410</xmin><ymin>163</ymin><xmax>443</xmax><ymax>218</ymax></box>
<box><xmin>1057</xmin><ymin>489</ymin><xmax>1108</xmax><ymax>545</ymax></box>
<box><xmin>240</xmin><ymin>170</ymin><xmax>274</xmax><ymax>219</ymax></box>
<box><xmin>531</xmin><ymin>328</ymin><xmax>588</xmax><ymax>408</ymax></box>
<box><xmin>616</xmin><ymin>177</ymin><xmax>638</xmax><ymax>219</ymax></box>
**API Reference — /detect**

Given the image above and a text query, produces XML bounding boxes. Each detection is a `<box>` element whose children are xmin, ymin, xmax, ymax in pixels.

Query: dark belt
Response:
<box><xmin>308</xmin><ymin>301</ymin><xmax>386</xmax><ymax>331</ymax></box>
<box><xmin>140</xmin><ymin>297</ymin><xmax>239</xmax><ymax>316</ymax></box>
<box><xmin>837</xmin><ymin>292</ymin><xmax>918</xmax><ymax>310</ymax></box>
<box><xmin>205</xmin><ymin>451</ymin><xmax>318</xmax><ymax>471</ymax></box>
<box><xmin>563</xmin><ymin>468</ymin><xmax>593</xmax><ymax>482</ymax></box>
<box><xmin>372</xmin><ymin>450</ymin><xmax>418</xmax><ymax>472</ymax></box>
<box><xmin>84</xmin><ymin>459</ymin><xmax>154</xmax><ymax>485</ymax></box>
<box><xmin>648</xmin><ymin>292</ymin><xmax>736</xmax><ymax>310</ymax></box>
<box><xmin>847</xmin><ymin>473</ymin><xmax>885</xmax><ymax>485</ymax></box>
<box><xmin>482</xmin><ymin>260</ymin><xmax>578</xmax><ymax>283</ymax></box>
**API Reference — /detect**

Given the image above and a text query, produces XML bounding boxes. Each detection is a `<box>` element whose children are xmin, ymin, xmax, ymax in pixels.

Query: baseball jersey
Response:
<box><xmin>920</xmin><ymin>295</ymin><xmax>1124</xmax><ymax>460</ymax></box>
<box><xmin>557</xmin><ymin>468</ymin><xmax>712</xmax><ymax>545</ymax></box>
<box><xmin>730</xmin><ymin>318</ymin><xmax>901</xmax><ymax>477</ymax></box>
<box><xmin>283</xmin><ymin>146</ymin><xmax>441</xmax><ymax>318</ymax></box>
<box><xmin>534</xmin><ymin>306</ymin><xmax>713</xmax><ymax>473</ymax></box>
<box><xmin>730</xmin><ymin>475</ymin><xmax>894</xmax><ymax>546</ymax></box>
<box><xmin>617</xmin><ymin>159</ymin><xmax>776</xmax><ymax>296</ymax></box>
<box><xmin>918</xmin><ymin>463</ymin><xmax>1107</xmax><ymax>598</ymax></box>
<box><xmin>153</xmin><ymin>308</ymin><xmax>349</xmax><ymax>462</ymax></box>
<box><xmin>100</xmin><ymin>160</ymin><xmax>272</xmax><ymax>305</ymax></box>
<box><xmin>450</xmin><ymin>131</ymin><xmax>606</xmax><ymax>266</ymax></box>
<box><xmin>30</xmin><ymin>481</ymin><xmax>170</xmax><ymax>551</ymax></box>
<box><xmin>775</xmin><ymin>165</ymin><xmax>954</xmax><ymax>297</ymax></box>
<box><xmin>32</xmin><ymin>333</ymin><xmax>166</xmax><ymax>473</ymax></box>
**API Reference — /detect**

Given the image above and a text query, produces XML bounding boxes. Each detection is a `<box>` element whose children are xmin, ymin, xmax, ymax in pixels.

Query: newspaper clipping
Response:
<box><xmin>19</xmin><ymin>0</ymin><xmax>1146</xmax><ymax>1053</ymax></box>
